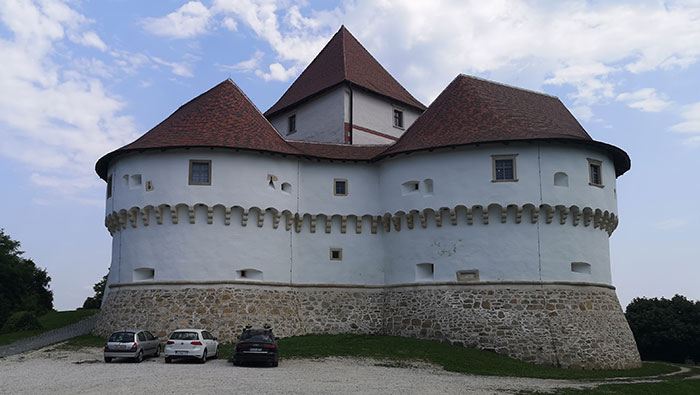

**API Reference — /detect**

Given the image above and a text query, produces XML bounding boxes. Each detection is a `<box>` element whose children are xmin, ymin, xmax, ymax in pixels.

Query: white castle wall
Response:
<box><xmin>268</xmin><ymin>87</ymin><xmax>346</xmax><ymax>143</ymax></box>
<box><xmin>103</xmin><ymin>142</ymin><xmax>618</xmax><ymax>288</ymax></box>
<box><xmin>351</xmin><ymin>89</ymin><xmax>422</xmax><ymax>143</ymax></box>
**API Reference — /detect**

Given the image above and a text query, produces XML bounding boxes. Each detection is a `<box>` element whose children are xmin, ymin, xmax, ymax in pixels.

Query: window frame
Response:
<box><xmin>587</xmin><ymin>158</ymin><xmax>604</xmax><ymax>187</ymax></box>
<box><xmin>329</xmin><ymin>248</ymin><xmax>343</xmax><ymax>261</ymax></box>
<box><xmin>189</xmin><ymin>159</ymin><xmax>212</xmax><ymax>186</ymax></box>
<box><xmin>333</xmin><ymin>178</ymin><xmax>348</xmax><ymax>196</ymax></box>
<box><xmin>287</xmin><ymin>114</ymin><xmax>297</xmax><ymax>135</ymax></box>
<box><xmin>393</xmin><ymin>108</ymin><xmax>404</xmax><ymax>129</ymax></box>
<box><xmin>106</xmin><ymin>174</ymin><xmax>113</xmax><ymax>199</ymax></box>
<box><xmin>491</xmin><ymin>154</ymin><xmax>519</xmax><ymax>182</ymax></box>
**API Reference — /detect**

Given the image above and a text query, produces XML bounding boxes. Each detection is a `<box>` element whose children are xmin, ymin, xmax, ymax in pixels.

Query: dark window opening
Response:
<box><xmin>189</xmin><ymin>160</ymin><xmax>211</xmax><ymax>185</ymax></box>
<box><xmin>334</xmin><ymin>179</ymin><xmax>347</xmax><ymax>196</ymax></box>
<box><xmin>495</xmin><ymin>159</ymin><xmax>514</xmax><ymax>180</ymax></box>
<box><xmin>288</xmin><ymin>114</ymin><xmax>296</xmax><ymax>135</ymax></box>
<box><xmin>393</xmin><ymin>109</ymin><xmax>404</xmax><ymax>128</ymax></box>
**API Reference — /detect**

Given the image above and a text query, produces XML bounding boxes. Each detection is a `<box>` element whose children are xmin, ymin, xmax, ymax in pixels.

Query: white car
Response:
<box><xmin>164</xmin><ymin>329</ymin><xmax>219</xmax><ymax>363</ymax></box>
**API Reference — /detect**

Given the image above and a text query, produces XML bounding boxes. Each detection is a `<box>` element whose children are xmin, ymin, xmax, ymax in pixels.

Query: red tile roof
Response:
<box><xmin>288</xmin><ymin>141</ymin><xmax>388</xmax><ymax>161</ymax></box>
<box><xmin>96</xmin><ymin>79</ymin><xmax>301</xmax><ymax>179</ymax></box>
<box><xmin>96</xmin><ymin>74</ymin><xmax>630</xmax><ymax>180</ymax></box>
<box><xmin>380</xmin><ymin>75</ymin><xmax>630</xmax><ymax>175</ymax></box>
<box><xmin>264</xmin><ymin>26</ymin><xmax>426</xmax><ymax>117</ymax></box>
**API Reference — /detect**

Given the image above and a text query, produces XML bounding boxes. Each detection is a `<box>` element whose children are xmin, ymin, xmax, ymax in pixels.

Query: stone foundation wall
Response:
<box><xmin>94</xmin><ymin>282</ymin><xmax>640</xmax><ymax>369</ymax></box>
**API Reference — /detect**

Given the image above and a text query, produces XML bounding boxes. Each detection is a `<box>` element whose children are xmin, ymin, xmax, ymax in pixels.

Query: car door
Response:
<box><xmin>203</xmin><ymin>331</ymin><xmax>215</xmax><ymax>354</ymax></box>
<box><xmin>144</xmin><ymin>331</ymin><xmax>157</xmax><ymax>355</ymax></box>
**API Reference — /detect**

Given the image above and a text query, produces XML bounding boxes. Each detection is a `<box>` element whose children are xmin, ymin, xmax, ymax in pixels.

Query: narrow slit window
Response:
<box><xmin>106</xmin><ymin>175</ymin><xmax>113</xmax><ymax>198</ymax></box>
<box><xmin>288</xmin><ymin>114</ymin><xmax>296</xmax><ymax>135</ymax></box>
<box><xmin>189</xmin><ymin>160</ymin><xmax>211</xmax><ymax>185</ymax></box>
<box><xmin>334</xmin><ymin>179</ymin><xmax>348</xmax><ymax>196</ymax></box>
<box><xmin>393</xmin><ymin>109</ymin><xmax>404</xmax><ymax>128</ymax></box>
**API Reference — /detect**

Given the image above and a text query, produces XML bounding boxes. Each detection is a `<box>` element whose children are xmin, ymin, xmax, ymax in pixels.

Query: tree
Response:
<box><xmin>82</xmin><ymin>273</ymin><xmax>108</xmax><ymax>309</ymax></box>
<box><xmin>0</xmin><ymin>229</ymin><xmax>54</xmax><ymax>327</ymax></box>
<box><xmin>626</xmin><ymin>295</ymin><xmax>700</xmax><ymax>363</ymax></box>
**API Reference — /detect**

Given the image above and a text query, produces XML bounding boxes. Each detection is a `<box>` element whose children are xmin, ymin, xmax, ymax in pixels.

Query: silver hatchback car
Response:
<box><xmin>104</xmin><ymin>330</ymin><xmax>161</xmax><ymax>363</ymax></box>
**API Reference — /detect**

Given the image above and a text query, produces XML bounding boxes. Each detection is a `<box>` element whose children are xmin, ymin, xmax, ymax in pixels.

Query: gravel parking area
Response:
<box><xmin>0</xmin><ymin>345</ymin><xmax>597</xmax><ymax>395</ymax></box>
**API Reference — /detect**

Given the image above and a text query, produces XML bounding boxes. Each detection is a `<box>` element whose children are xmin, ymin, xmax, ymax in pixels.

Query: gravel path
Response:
<box><xmin>0</xmin><ymin>345</ymin><xmax>600</xmax><ymax>395</ymax></box>
<box><xmin>0</xmin><ymin>315</ymin><xmax>98</xmax><ymax>357</ymax></box>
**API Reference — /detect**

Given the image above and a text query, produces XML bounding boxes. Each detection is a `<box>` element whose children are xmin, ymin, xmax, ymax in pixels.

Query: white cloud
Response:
<box><xmin>617</xmin><ymin>88</ymin><xmax>671</xmax><ymax>112</ymax></box>
<box><xmin>655</xmin><ymin>219</ymin><xmax>687</xmax><ymax>231</ymax></box>
<box><xmin>0</xmin><ymin>0</ymin><xmax>138</xmax><ymax>196</ymax></box>
<box><xmin>670</xmin><ymin>102</ymin><xmax>700</xmax><ymax>145</ymax></box>
<box><xmin>255</xmin><ymin>62</ymin><xmax>298</xmax><ymax>82</ymax></box>
<box><xmin>143</xmin><ymin>1</ymin><xmax>212</xmax><ymax>39</ymax></box>
<box><xmin>151</xmin><ymin>56</ymin><xmax>194</xmax><ymax>78</ymax></box>
<box><xmin>217</xmin><ymin>50</ymin><xmax>264</xmax><ymax>73</ymax></box>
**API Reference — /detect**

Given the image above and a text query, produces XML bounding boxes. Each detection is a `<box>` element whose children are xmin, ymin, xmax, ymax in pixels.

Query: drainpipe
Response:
<box><xmin>347</xmin><ymin>83</ymin><xmax>354</xmax><ymax>145</ymax></box>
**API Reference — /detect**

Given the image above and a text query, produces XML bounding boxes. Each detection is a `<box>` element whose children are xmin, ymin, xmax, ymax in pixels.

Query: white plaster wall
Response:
<box><xmin>104</xmin><ymin>141</ymin><xmax>621</xmax><ymax>288</ymax></box>
<box><xmin>353</xmin><ymin>130</ymin><xmax>395</xmax><ymax>145</ymax></box>
<box><xmin>351</xmin><ymin>89</ymin><xmax>422</xmax><ymax>141</ymax></box>
<box><xmin>269</xmin><ymin>87</ymin><xmax>345</xmax><ymax>143</ymax></box>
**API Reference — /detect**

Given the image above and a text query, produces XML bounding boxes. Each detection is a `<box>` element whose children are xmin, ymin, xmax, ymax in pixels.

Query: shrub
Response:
<box><xmin>1</xmin><ymin>311</ymin><xmax>42</xmax><ymax>333</ymax></box>
<box><xmin>626</xmin><ymin>295</ymin><xmax>700</xmax><ymax>363</ymax></box>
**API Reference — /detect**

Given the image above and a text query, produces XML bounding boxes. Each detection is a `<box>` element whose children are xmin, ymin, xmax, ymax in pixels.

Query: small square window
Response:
<box><xmin>106</xmin><ymin>175</ymin><xmax>113</xmax><ymax>199</ymax></box>
<box><xmin>492</xmin><ymin>154</ymin><xmax>518</xmax><ymax>182</ymax></box>
<box><xmin>588</xmin><ymin>159</ymin><xmax>603</xmax><ymax>187</ymax></box>
<box><xmin>189</xmin><ymin>160</ymin><xmax>211</xmax><ymax>185</ymax></box>
<box><xmin>330</xmin><ymin>248</ymin><xmax>343</xmax><ymax>261</ymax></box>
<box><xmin>393</xmin><ymin>109</ymin><xmax>404</xmax><ymax>129</ymax></box>
<box><xmin>288</xmin><ymin>114</ymin><xmax>296</xmax><ymax>135</ymax></box>
<box><xmin>334</xmin><ymin>179</ymin><xmax>348</xmax><ymax>196</ymax></box>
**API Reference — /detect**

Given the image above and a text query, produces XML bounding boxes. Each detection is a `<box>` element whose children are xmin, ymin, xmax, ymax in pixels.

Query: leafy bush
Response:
<box><xmin>81</xmin><ymin>273</ymin><xmax>107</xmax><ymax>309</ymax></box>
<box><xmin>1</xmin><ymin>311</ymin><xmax>42</xmax><ymax>333</ymax></box>
<box><xmin>626</xmin><ymin>295</ymin><xmax>700</xmax><ymax>363</ymax></box>
<box><xmin>0</xmin><ymin>229</ymin><xmax>53</xmax><ymax>328</ymax></box>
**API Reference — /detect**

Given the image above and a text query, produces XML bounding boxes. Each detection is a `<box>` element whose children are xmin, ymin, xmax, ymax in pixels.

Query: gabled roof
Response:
<box><xmin>381</xmin><ymin>75</ymin><xmax>630</xmax><ymax>176</ymax></box>
<box><xmin>96</xmin><ymin>79</ymin><xmax>300</xmax><ymax>179</ymax></box>
<box><xmin>264</xmin><ymin>26</ymin><xmax>426</xmax><ymax>117</ymax></box>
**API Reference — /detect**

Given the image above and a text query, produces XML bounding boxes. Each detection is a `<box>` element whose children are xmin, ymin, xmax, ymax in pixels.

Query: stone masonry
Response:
<box><xmin>94</xmin><ymin>282</ymin><xmax>641</xmax><ymax>369</ymax></box>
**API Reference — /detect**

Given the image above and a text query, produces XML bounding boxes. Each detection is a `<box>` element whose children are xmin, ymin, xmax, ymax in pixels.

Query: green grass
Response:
<box><xmin>58</xmin><ymin>334</ymin><xmax>107</xmax><ymax>350</ymax></box>
<box><xmin>0</xmin><ymin>309</ymin><xmax>99</xmax><ymax>345</ymax></box>
<box><xmin>525</xmin><ymin>365</ymin><xmax>700</xmax><ymax>394</ymax></box>
<box><xmin>276</xmin><ymin>334</ymin><xmax>677</xmax><ymax>380</ymax></box>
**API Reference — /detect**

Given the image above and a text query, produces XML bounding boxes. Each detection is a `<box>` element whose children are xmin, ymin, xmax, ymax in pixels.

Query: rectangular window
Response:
<box><xmin>492</xmin><ymin>154</ymin><xmax>518</xmax><ymax>182</ymax></box>
<box><xmin>330</xmin><ymin>248</ymin><xmax>343</xmax><ymax>261</ymax></box>
<box><xmin>288</xmin><ymin>114</ymin><xmax>296</xmax><ymax>135</ymax></box>
<box><xmin>588</xmin><ymin>158</ymin><xmax>603</xmax><ymax>187</ymax></box>
<box><xmin>393</xmin><ymin>109</ymin><xmax>404</xmax><ymax>128</ymax></box>
<box><xmin>189</xmin><ymin>160</ymin><xmax>211</xmax><ymax>185</ymax></box>
<box><xmin>334</xmin><ymin>178</ymin><xmax>348</xmax><ymax>196</ymax></box>
<box><xmin>106</xmin><ymin>175</ymin><xmax>113</xmax><ymax>198</ymax></box>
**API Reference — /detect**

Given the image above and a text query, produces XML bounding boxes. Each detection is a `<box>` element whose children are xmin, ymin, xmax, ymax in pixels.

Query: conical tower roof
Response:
<box><xmin>96</xmin><ymin>79</ymin><xmax>300</xmax><ymax>179</ymax></box>
<box><xmin>265</xmin><ymin>26</ymin><xmax>426</xmax><ymax>117</ymax></box>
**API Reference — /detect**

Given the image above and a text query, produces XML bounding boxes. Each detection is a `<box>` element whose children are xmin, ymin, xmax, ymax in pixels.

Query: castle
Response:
<box><xmin>94</xmin><ymin>27</ymin><xmax>641</xmax><ymax>369</ymax></box>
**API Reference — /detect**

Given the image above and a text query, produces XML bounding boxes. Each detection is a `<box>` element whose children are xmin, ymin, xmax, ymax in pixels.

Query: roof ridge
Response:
<box><xmin>459</xmin><ymin>74</ymin><xmax>559</xmax><ymax>100</ymax></box>
<box><xmin>341</xmin><ymin>26</ymin><xmax>348</xmax><ymax>80</ymax></box>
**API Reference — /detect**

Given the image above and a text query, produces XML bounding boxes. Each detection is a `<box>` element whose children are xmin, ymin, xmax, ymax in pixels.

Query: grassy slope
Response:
<box><xmin>0</xmin><ymin>309</ymin><xmax>99</xmax><ymax>345</ymax></box>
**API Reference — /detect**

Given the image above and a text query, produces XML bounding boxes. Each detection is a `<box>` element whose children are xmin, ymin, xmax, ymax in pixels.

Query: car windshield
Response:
<box><xmin>170</xmin><ymin>331</ymin><xmax>198</xmax><ymax>340</ymax></box>
<box><xmin>240</xmin><ymin>330</ymin><xmax>273</xmax><ymax>342</ymax></box>
<box><xmin>109</xmin><ymin>332</ymin><xmax>135</xmax><ymax>342</ymax></box>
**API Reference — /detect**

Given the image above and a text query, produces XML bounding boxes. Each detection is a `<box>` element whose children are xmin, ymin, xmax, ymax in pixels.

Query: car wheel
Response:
<box><xmin>134</xmin><ymin>350</ymin><xmax>143</xmax><ymax>363</ymax></box>
<box><xmin>233</xmin><ymin>359</ymin><xmax>240</xmax><ymax>366</ymax></box>
<box><xmin>200</xmin><ymin>350</ymin><xmax>207</xmax><ymax>364</ymax></box>
<box><xmin>104</xmin><ymin>357</ymin><xmax>112</xmax><ymax>363</ymax></box>
<box><xmin>165</xmin><ymin>356</ymin><xmax>172</xmax><ymax>364</ymax></box>
<box><xmin>271</xmin><ymin>360</ymin><xmax>278</xmax><ymax>367</ymax></box>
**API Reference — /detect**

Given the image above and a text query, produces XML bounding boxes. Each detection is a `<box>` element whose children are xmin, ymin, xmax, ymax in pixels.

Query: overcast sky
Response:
<box><xmin>1</xmin><ymin>0</ymin><xmax>699</xmax><ymax>310</ymax></box>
